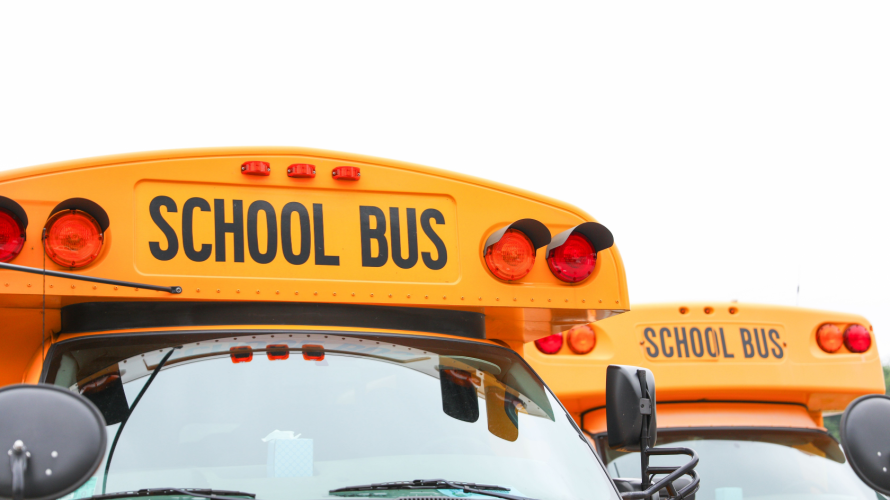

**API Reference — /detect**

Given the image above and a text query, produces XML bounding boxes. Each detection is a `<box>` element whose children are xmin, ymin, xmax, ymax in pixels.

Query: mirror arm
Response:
<box><xmin>9</xmin><ymin>439</ymin><xmax>28</xmax><ymax>500</ymax></box>
<box><xmin>637</xmin><ymin>370</ymin><xmax>652</xmax><ymax>490</ymax></box>
<box><xmin>621</xmin><ymin>447</ymin><xmax>700</xmax><ymax>500</ymax></box>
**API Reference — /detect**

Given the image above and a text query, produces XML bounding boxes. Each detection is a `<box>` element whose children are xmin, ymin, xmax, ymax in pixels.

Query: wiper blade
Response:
<box><xmin>330</xmin><ymin>479</ymin><xmax>537</xmax><ymax>500</ymax></box>
<box><xmin>87</xmin><ymin>488</ymin><xmax>256</xmax><ymax>500</ymax></box>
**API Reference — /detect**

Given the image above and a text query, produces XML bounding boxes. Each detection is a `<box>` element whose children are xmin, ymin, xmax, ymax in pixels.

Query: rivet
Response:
<box><xmin>640</xmin><ymin>341</ymin><xmax>645</xmax><ymax>345</ymax></box>
<box><xmin>783</xmin><ymin>342</ymin><xmax>787</xmax><ymax>347</ymax></box>
<box><xmin>389</xmin><ymin>294</ymin><xmax>393</xmax><ymax>298</ymax></box>
<box><xmin>217</xmin><ymin>289</ymin><xmax>221</xmax><ymax>293</ymax></box>
<box><xmin>513</xmin><ymin>297</ymin><xmax>517</xmax><ymax>301</ymax></box>
<box><xmin>92</xmin><ymin>285</ymin><xmax>96</xmax><ymax>290</ymax></box>
<box><xmin>370</xmin><ymin>293</ymin><xmax>374</xmax><ymax>297</ymax></box>
<box><xmin>114</xmin><ymin>286</ymin><xmax>118</xmax><ymax>290</ymax></box>
<box><xmin>616</xmin><ymin>300</ymin><xmax>619</xmax><ymax>304</ymax></box>
<box><xmin>443</xmin><ymin>296</ymin><xmax>447</xmax><ymax>300</ymax></box>
<box><xmin>582</xmin><ymin>299</ymin><xmax>585</xmax><ymax>303</ymax></box>
<box><xmin>599</xmin><ymin>299</ymin><xmax>602</xmax><ymax>303</ymax></box>
<box><xmin>276</xmin><ymin>290</ymin><xmax>280</xmax><ymax>294</ymax></box>
<box><xmin>295</xmin><ymin>291</ymin><xmax>299</xmax><ymax>295</ymax></box>
<box><xmin>496</xmin><ymin>298</ymin><xmax>499</xmax><ymax>301</ymax></box>
<box><xmin>879</xmin><ymin>451</ymin><xmax>883</xmax><ymax>457</ymax></box>
<box><xmin>333</xmin><ymin>292</ymin><xmax>337</xmax><ymax>296</ymax></box>
<box><xmin>3</xmin><ymin>283</ymin><xmax>7</xmax><ymax>287</ymax></box>
<box><xmin>478</xmin><ymin>297</ymin><xmax>482</xmax><ymax>300</ymax></box>
<box><xmin>51</xmin><ymin>451</ymin><xmax>58</xmax><ymax>458</ymax></box>
<box><xmin>530</xmin><ymin>298</ymin><xmax>534</xmax><ymax>302</ymax></box>
<box><xmin>565</xmin><ymin>299</ymin><xmax>569</xmax><ymax>302</ymax></box>
<box><xmin>196</xmin><ymin>288</ymin><xmax>200</xmax><ymax>292</ymax></box>
<box><xmin>314</xmin><ymin>291</ymin><xmax>318</xmax><ymax>295</ymax></box>
<box><xmin>256</xmin><ymin>290</ymin><xmax>260</xmax><ymax>294</ymax></box>
<box><xmin>548</xmin><ymin>298</ymin><xmax>552</xmax><ymax>302</ymax></box>
<box><xmin>71</xmin><ymin>285</ymin><xmax>75</xmax><ymax>289</ymax></box>
<box><xmin>135</xmin><ymin>288</ymin><xmax>139</xmax><ymax>291</ymax></box>
<box><xmin>461</xmin><ymin>296</ymin><xmax>465</xmax><ymax>300</ymax></box>
<box><xmin>407</xmin><ymin>294</ymin><xmax>411</xmax><ymax>298</ymax></box>
<box><xmin>49</xmin><ymin>284</ymin><xmax>53</xmax><ymax>288</ymax></box>
<box><xmin>352</xmin><ymin>292</ymin><xmax>355</xmax><ymax>296</ymax></box>
<box><xmin>45</xmin><ymin>469</ymin><xmax>52</xmax><ymax>476</ymax></box>
<box><xmin>27</xmin><ymin>284</ymin><xmax>31</xmax><ymax>287</ymax></box>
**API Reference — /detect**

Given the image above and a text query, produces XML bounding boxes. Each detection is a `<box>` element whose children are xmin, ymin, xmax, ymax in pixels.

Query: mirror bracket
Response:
<box><xmin>9</xmin><ymin>439</ymin><xmax>28</xmax><ymax>500</ymax></box>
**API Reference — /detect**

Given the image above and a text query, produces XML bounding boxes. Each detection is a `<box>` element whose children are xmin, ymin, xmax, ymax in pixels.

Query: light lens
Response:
<box><xmin>534</xmin><ymin>332</ymin><xmax>563</xmax><ymax>354</ymax></box>
<box><xmin>230</xmin><ymin>346</ymin><xmax>253</xmax><ymax>363</ymax></box>
<box><xmin>816</xmin><ymin>323</ymin><xmax>843</xmax><ymax>353</ymax></box>
<box><xmin>547</xmin><ymin>233</ymin><xmax>596</xmax><ymax>283</ymax></box>
<box><xmin>567</xmin><ymin>324</ymin><xmax>596</xmax><ymax>354</ymax></box>
<box><xmin>0</xmin><ymin>208</ymin><xmax>26</xmax><ymax>263</ymax></box>
<box><xmin>266</xmin><ymin>344</ymin><xmax>290</xmax><ymax>361</ymax></box>
<box><xmin>844</xmin><ymin>324</ymin><xmax>871</xmax><ymax>353</ymax></box>
<box><xmin>44</xmin><ymin>210</ymin><xmax>104</xmax><ymax>268</ymax></box>
<box><xmin>484</xmin><ymin>229</ymin><xmax>536</xmax><ymax>281</ymax></box>
<box><xmin>302</xmin><ymin>344</ymin><xmax>325</xmax><ymax>361</ymax></box>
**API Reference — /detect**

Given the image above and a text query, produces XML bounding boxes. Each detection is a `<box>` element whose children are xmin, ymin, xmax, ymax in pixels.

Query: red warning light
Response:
<box><xmin>0</xmin><ymin>208</ymin><xmax>25</xmax><ymax>263</ymax></box>
<box><xmin>332</xmin><ymin>166</ymin><xmax>360</xmax><ymax>181</ymax></box>
<box><xmin>242</xmin><ymin>161</ymin><xmax>271</xmax><ymax>176</ymax></box>
<box><xmin>266</xmin><ymin>344</ymin><xmax>290</xmax><ymax>361</ymax></box>
<box><xmin>287</xmin><ymin>164</ymin><xmax>316</xmax><ymax>178</ymax></box>
<box><xmin>230</xmin><ymin>346</ymin><xmax>253</xmax><ymax>363</ymax></box>
<box><xmin>535</xmin><ymin>332</ymin><xmax>564</xmax><ymax>355</ymax></box>
<box><xmin>547</xmin><ymin>234</ymin><xmax>597</xmax><ymax>283</ymax></box>
<box><xmin>302</xmin><ymin>344</ymin><xmax>325</xmax><ymax>361</ymax></box>
<box><xmin>844</xmin><ymin>324</ymin><xmax>871</xmax><ymax>353</ymax></box>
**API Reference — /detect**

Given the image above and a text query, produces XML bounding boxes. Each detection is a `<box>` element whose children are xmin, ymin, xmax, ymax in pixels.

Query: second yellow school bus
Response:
<box><xmin>0</xmin><ymin>147</ymin><xmax>632</xmax><ymax>500</ymax></box>
<box><xmin>526</xmin><ymin>303</ymin><xmax>885</xmax><ymax>500</ymax></box>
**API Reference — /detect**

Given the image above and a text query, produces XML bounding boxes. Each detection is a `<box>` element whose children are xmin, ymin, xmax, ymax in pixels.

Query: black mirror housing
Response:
<box><xmin>840</xmin><ymin>394</ymin><xmax>890</xmax><ymax>496</ymax></box>
<box><xmin>0</xmin><ymin>384</ymin><xmax>107</xmax><ymax>500</ymax></box>
<box><xmin>606</xmin><ymin>365</ymin><xmax>657</xmax><ymax>452</ymax></box>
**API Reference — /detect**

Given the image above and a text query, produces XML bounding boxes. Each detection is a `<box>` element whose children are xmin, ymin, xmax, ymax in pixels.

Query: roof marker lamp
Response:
<box><xmin>0</xmin><ymin>208</ymin><xmax>26</xmax><ymax>263</ymax></box>
<box><xmin>266</xmin><ymin>344</ymin><xmax>290</xmax><ymax>361</ymax></box>
<box><xmin>483</xmin><ymin>219</ymin><xmax>551</xmax><ymax>282</ymax></box>
<box><xmin>817</xmin><ymin>323</ymin><xmax>844</xmax><ymax>353</ymax></box>
<box><xmin>230</xmin><ymin>346</ymin><xmax>253</xmax><ymax>363</ymax></box>
<box><xmin>43</xmin><ymin>209</ymin><xmax>104</xmax><ymax>269</ymax></box>
<box><xmin>546</xmin><ymin>222</ymin><xmax>614</xmax><ymax>283</ymax></box>
<box><xmin>566</xmin><ymin>324</ymin><xmax>596</xmax><ymax>354</ymax></box>
<box><xmin>302</xmin><ymin>344</ymin><xmax>325</xmax><ymax>361</ymax></box>
<box><xmin>844</xmin><ymin>324</ymin><xmax>871</xmax><ymax>353</ymax></box>
<box><xmin>535</xmin><ymin>332</ymin><xmax>563</xmax><ymax>355</ymax></box>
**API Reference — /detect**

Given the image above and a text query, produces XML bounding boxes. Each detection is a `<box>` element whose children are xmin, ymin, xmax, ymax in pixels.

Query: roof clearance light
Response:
<box><xmin>230</xmin><ymin>346</ymin><xmax>253</xmax><ymax>363</ymax></box>
<box><xmin>535</xmin><ymin>332</ymin><xmax>563</xmax><ymax>355</ymax></box>
<box><xmin>332</xmin><ymin>166</ymin><xmax>360</xmax><ymax>181</ymax></box>
<box><xmin>287</xmin><ymin>164</ymin><xmax>316</xmax><ymax>178</ymax></box>
<box><xmin>816</xmin><ymin>323</ymin><xmax>844</xmax><ymax>353</ymax></box>
<box><xmin>241</xmin><ymin>161</ymin><xmax>271</xmax><ymax>176</ymax></box>
<box><xmin>567</xmin><ymin>324</ymin><xmax>596</xmax><ymax>354</ymax></box>
<box><xmin>485</xmin><ymin>229</ymin><xmax>536</xmax><ymax>281</ymax></box>
<box><xmin>302</xmin><ymin>344</ymin><xmax>325</xmax><ymax>361</ymax></box>
<box><xmin>548</xmin><ymin>234</ymin><xmax>596</xmax><ymax>283</ymax></box>
<box><xmin>0</xmin><ymin>208</ymin><xmax>26</xmax><ymax>263</ymax></box>
<box><xmin>43</xmin><ymin>210</ymin><xmax>104</xmax><ymax>269</ymax></box>
<box><xmin>266</xmin><ymin>344</ymin><xmax>290</xmax><ymax>361</ymax></box>
<box><xmin>844</xmin><ymin>324</ymin><xmax>871</xmax><ymax>353</ymax></box>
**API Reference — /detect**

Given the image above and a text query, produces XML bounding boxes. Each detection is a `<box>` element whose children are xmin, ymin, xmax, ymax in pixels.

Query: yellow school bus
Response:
<box><xmin>0</xmin><ymin>147</ymin><xmax>632</xmax><ymax>500</ymax></box>
<box><xmin>526</xmin><ymin>302</ymin><xmax>885</xmax><ymax>500</ymax></box>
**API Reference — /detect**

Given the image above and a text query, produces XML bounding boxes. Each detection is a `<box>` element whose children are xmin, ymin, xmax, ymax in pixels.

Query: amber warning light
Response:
<box><xmin>43</xmin><ymin>210</ymin><xmax>104</xmax><ymax>269</ymax></box>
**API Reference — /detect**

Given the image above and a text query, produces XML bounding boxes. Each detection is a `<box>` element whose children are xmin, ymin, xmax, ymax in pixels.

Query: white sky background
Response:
<box><xmin>1</xmin><ymin>2</ymin><xmax>888</xmax><ymax>360</ymax></box>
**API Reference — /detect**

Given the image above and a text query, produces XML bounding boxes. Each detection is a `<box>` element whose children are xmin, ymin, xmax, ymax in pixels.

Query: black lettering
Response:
<box><xmin>420</xmin><ymin>209</ymin><xmax>447</xmax><ymax>270</ymax></box>
<box><xmin>740</xmin><ymin>328</ymin><xmax>755</xmax><ymax>358</ymax></box>
<box><xmin>690</xmin><ymin>327</ymin><xmax>704</xmax><ymax>358</ymax></box>
<box><xmin>281</xmin><ymin>202</ymin><xmax>310</xmax><ymax>265</ymax></box>
<box><xmin>719</xmin><ymin>328</ymin><xmax>735</xmax><ymax>358</ymax></box>
<box><xmin>754</xmin><ymin>328</ymin><xmax>769</xmax><ymax>359</ymax></box>
<box><xmin>705</xmin><ymin>327</ymin><xmax>720</xmax><ymax>357</ymax></box>
<box><xmin>149</xmin><ymin>196</ymin><xmax>179</xmax><ymax>261</ymax></box>
<box><xmin>247</xmin><ymin>200</ymin><xmax>277</xmax><ymax>264</ymax></box>
<box><xmin>643</xmin><ymin>328</ymin><xmax>659</xmax><ymax>357</ymax></box>
<box><xmin>214</xmin><ymin>199</ymin><xmax>244</xmax><ymax>262</ymax></box>
<box><xmin>390</xmin><ymin>207</ymin><xmax>418</xmax><ymax>269</ymax></box>
<box><xmin>659</xmin><ymin>327</ymin><xmax>674</xmax><ymax>358</ymax></box>
<box><xmin>313</xmin><ymin>203</ymin><xmax>339</xmax><ymax>266</ymax></box>
<box><xmin>675</xmin><ymin>327</ymin><xmax>690</xmax><ymax>358</ymax></box>
<box><xmin>182</xmin><ymin>197</ymin><xmax>211</xmax><ymax>262</ymax></box>
<box><xmin>359</xmin><ymin>206</ymin><xmax>388</xmax><ymax>267</ymax></box>
<box><xmin>769</xmin><ymin>329</ymin><xmax>784</xmax><ymax>359</ymax></box>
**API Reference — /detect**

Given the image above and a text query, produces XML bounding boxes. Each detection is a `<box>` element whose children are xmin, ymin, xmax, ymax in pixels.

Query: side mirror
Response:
<box><xmin>0</xmin><ymin>384</ymin><xmax>107</xmax><ymax>500</ymax></box>
<box><xmin>840</xmin><ymin>394</ymin><xmax>890</xmax><ymax>496</ymax></box>
<box><xmin>606</xmin><ymin>365</ymin><xmax>657</xmax><ymax>451</ymax></box>
<box><xmin>606</xmin><ymin>365</ymin><xmax>698</xmax><ymax>500</ymax></box>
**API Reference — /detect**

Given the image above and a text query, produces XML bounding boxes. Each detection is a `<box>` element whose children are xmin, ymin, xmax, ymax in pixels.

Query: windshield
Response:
<box><xmin>46</xmin><ymin>331</ymin><xmax>617</xmax><ymax>500</ymax></box>
<box><xmin>597</xmin><ymin>429</ymin><xmax>883</xmax><ymax>500</ymax></box>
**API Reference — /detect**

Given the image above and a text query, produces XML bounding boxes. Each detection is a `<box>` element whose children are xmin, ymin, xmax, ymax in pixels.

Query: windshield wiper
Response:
<box><xmin>87</xmin><ymin>488</ymin><xmax>256</xmax><ymax>500</ymax></box>
<box><xmin>330</xmin><ymin>479</ymin><xmax>537</xmax><ymax>500</ymax></box>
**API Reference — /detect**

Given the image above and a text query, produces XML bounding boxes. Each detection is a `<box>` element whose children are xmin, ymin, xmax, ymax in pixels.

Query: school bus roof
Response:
<box><xmin>0</xmin><ymin>147</ymin><xmax>628</xmax><ymax>384</ymax></box>
<box><xmin>525</xmin><ymin>302</ymin><xmax>884</xmax><ymax>415</ymax></box>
